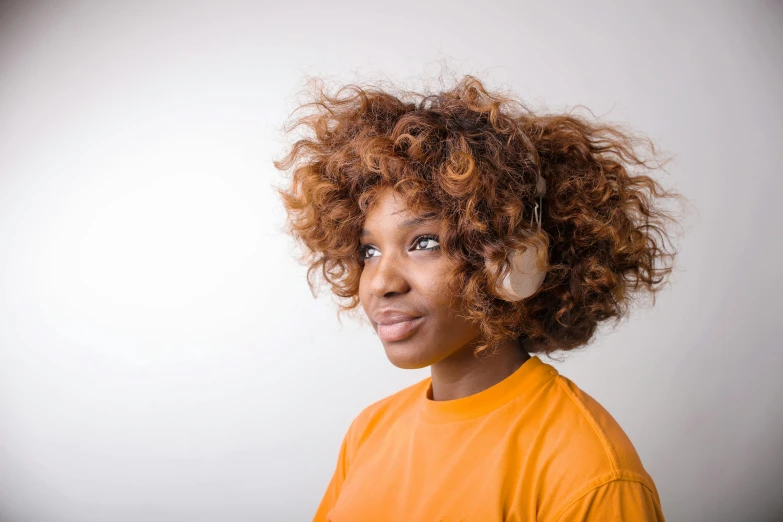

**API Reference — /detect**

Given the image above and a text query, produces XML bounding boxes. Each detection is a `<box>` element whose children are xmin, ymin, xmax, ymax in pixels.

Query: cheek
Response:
<box><xmin>425</xmin><ymin>261</ymin><xmax>454</xmax><ymax>294</ymax></box>
<box><xmin>416</xmin><ymin>266</ymin><xmax>456</xmax><ymax>313</ymax></box>
<box><xmin>357</xmin><ymin>270</ymin><xmax>370</xmax><ymax>312</ymax></box>
<box><xmin>420</xmin><ymin>267</ymin><xmax>478</xmax><ymax>332</ymax></box>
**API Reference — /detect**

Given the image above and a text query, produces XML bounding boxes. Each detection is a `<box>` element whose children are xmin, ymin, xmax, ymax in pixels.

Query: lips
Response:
<box><xmin>376</xmin><ymin>316</ymin><xmax>425</xmax><ymax>342</ymax></box>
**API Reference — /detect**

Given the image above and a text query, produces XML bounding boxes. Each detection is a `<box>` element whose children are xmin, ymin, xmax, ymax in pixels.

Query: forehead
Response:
<box><xmin>367</xmin><ymin>188</ymin><xmax>409</xmax><ymax>219</ymax></box>
<box><xmin>361</xmin><ymin>188</ymin><xmax>439</xmax><ymax>234</ymax></box>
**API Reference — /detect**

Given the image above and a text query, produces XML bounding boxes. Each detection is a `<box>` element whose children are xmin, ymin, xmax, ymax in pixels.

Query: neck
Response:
<box><xmin>428</xmin><ymin>338</ymin><xmax>531</xmax><ymax>401</ymax></box>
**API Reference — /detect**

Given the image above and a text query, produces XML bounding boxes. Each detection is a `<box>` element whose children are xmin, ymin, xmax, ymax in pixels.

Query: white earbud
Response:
<box><xmin>496</xmin><ymin>174</ymin><xmax>547</xmax><ymax>302</ymax></box>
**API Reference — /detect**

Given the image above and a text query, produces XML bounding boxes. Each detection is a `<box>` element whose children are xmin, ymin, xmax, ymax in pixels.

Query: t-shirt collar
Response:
<box><xmin>418</xmin><ymin>355</ymin><xmax>556</xmax><ymax>423</ymax></box>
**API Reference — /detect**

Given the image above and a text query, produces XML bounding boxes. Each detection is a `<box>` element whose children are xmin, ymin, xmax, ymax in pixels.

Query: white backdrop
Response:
<box><xmin>1</xmin><ymin>1</ymin><xmax>781</xmax><ymax>521</ymax></box>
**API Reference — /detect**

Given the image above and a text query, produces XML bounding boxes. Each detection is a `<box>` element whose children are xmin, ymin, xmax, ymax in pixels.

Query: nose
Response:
<box><xmin>366</xmin><ymin>253</ymin><xmax>410</xmax><ymax>297</ymax></box>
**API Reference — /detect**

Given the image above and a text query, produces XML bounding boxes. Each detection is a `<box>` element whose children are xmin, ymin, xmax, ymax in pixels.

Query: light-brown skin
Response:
<box><xmin>358</xmin><ymin>187</ymin><xmax>531</xmax><ymax>401</ymax></box>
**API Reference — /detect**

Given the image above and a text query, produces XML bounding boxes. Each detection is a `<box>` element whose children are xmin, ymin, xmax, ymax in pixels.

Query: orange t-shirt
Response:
<box><xmin>313</xmin><ymin>355</ymin><xmax>665</xmax><ymax>521</ymax></box>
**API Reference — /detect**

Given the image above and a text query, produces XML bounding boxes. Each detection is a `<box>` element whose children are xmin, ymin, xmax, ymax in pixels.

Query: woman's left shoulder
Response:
<box><xmin>524</xmin><ymin>370</ymin><xmax>663</xmax><ymax>519</ymax></box>
<box><xmin>530</xmin><ymin>370</ymin><xmax>653</xmax><ymax>475</ymax></box>
<box><xmin>552</xmin><ymin>373</ymin><xmax>651</xmax><ymax>473</ymax></box>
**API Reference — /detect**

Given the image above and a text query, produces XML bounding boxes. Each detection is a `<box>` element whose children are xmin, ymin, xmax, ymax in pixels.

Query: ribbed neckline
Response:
<box><xmin>418</xmin><ymin>355</ymin><xmax>557</xmax><ymax>423</ymax></box>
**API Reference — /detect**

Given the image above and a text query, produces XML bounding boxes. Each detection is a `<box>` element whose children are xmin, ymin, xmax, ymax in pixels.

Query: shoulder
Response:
<box><xmin>526</xmin><ymin>366</ymin><xmax>663</xmax><ymax>520</ymax></box>
<box><xmin>551</xmin><ymin>372</ymin><xmax>651</xmax><ymax>475</ymax></box>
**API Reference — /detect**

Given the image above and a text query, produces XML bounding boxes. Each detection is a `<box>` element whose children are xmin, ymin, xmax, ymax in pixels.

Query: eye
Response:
<box><xmin>359</xmin><ymin>244</ymin><xmax>380</xmax><ymax>260</ymax></box>
<box><xmin>358</xmin><ymin>234</ymin><xmax>440</xmax><ymax>261</ymax></box>
<box><xmin>413</xmin><ymin>234</ymin><xmax>440</xmax><ymax>251</ymax></box>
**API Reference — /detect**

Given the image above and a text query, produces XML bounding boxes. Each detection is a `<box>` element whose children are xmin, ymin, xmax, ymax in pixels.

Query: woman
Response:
<box><xmin>274</xmin><ymin>74</ymin><xmax>680</xmax><ymax>521</ymax></box>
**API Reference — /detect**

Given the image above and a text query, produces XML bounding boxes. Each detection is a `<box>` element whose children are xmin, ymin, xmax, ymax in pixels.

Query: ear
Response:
<box><xmin>493</xmin><ymin>171</ymin><xmax>548</xmax><ymax>301</ymax></box>
<box><xmin>496</xmin><ymin>242</ymin><xmax>548</xmax><ymax>301</ymax></box>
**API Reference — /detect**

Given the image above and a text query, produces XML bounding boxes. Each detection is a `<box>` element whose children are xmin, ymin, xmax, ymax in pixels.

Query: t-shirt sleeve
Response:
<box><xmin>311</xmin><ymin>428</ymin><xmax>351</xmax><ymax>522</ymax></box>
<box><xmin>552</xmin><ymin>479</ymin><xmax>666</xmax><ymax>522</ymax></box>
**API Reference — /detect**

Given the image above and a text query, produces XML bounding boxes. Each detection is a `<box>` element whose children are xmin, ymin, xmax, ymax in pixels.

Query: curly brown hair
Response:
<box><xmin>273</xmin><ymin>74</ymin><xmax>684</xmax><ymax>358</ymax></box>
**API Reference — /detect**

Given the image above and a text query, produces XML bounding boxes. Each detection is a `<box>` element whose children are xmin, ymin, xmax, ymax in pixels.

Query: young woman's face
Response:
<box><xmin>358</xmin><ymin>188</ymin><xmax>482</xmax><ymax>369</ymax></box>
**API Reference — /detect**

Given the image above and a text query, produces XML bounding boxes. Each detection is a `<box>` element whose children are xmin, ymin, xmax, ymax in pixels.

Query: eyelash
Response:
<box><xmin>359</xmin><ymin>234</ymin><xmax>440</xmax><ymax>260</ymax></box>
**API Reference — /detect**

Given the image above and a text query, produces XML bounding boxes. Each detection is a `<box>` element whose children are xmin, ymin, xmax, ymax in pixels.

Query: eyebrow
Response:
<box><xmin>360</xmin><ymin>214</ymin><xmax>440</xmax><ymax>238</ymax></box>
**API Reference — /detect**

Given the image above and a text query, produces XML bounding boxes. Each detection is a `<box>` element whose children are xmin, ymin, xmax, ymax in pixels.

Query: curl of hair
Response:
<box><xmin>273</xmin><ymin>74</ymin><xmax>684</xmax><ymax>358</ymax></box>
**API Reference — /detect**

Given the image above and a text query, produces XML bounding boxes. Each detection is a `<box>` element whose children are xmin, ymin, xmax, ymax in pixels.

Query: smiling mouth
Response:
<box><xmin>376</xmin><ymin>317</ymin><xmax>425</xmax><ymax>342</ymax></box>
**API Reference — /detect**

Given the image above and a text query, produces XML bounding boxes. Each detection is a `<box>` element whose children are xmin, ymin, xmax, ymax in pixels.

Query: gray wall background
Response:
<box><xmin>1</xmin><ymin>1</ymin><xmax>781</xmax><ymax>521</ymax></box>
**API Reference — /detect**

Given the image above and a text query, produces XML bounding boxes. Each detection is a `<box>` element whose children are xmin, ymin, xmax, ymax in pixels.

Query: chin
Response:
<box><xmin>381</xmin><ymin>341</ymin><xmax>436</xmax><ymax>369</ymax></box>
